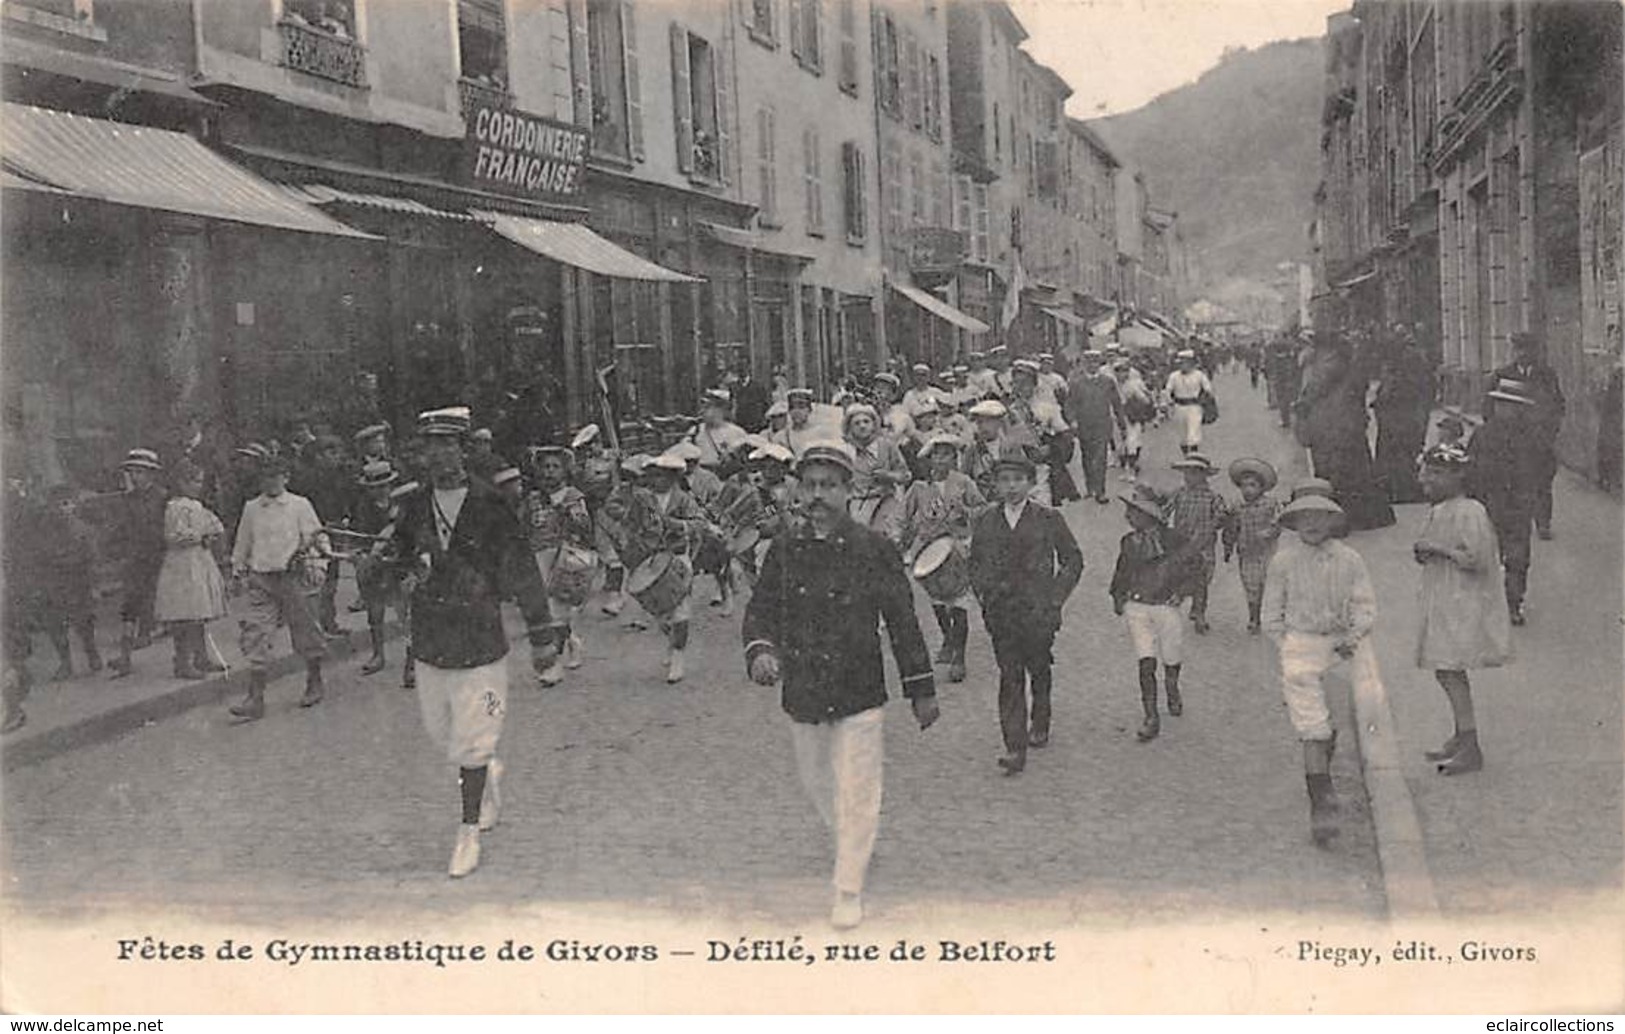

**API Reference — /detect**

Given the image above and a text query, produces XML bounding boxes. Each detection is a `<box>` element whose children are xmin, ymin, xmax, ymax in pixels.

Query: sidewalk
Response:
<box><xmin>2</xmin><ymin>574</ymin><xmax>386</xmax><ymax>771</ymax></box>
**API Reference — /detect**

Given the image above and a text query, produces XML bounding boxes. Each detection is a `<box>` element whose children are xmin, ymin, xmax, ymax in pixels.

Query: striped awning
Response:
<box><xmin>280</xmin><ymin>182</ymin><xmax>479</xmax><ymax>221</ymax></box>
<box><xmin>1</xmin><ymin>103</ymin><xmax>373</xmax><ymax>238</ymax></box>
<box><xmin>482</xmin><ymin>212</ymin><xmax>701</xmax><ymax>283</ymax></box>
<box><xmin>889</xmin><ymin>279</ymin><xmax>991</xmax><ymax>335</ymax></box>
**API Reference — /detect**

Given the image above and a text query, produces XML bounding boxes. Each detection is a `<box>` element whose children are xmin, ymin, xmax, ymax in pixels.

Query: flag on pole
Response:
<box><xmin>1001</xmin><ymin>258</ymin><xmax>1026</xmax><ymax>331</ymax></box>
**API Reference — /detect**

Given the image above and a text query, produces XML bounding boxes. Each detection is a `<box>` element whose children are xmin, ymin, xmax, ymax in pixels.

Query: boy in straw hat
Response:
<box><xmin>742</xmin><ymin>441</ymin><xmax>939</xmax><ymax>929</ymax></box>
<box><xmin>1110</xmin><ymin>486</ymin><xmax>1198</xmax><ymax>742</ymax></box>
<box><xmin>898</xmin><ymin>434</ymin><xmax>988</xmax><ymax>683</ymax></box>
<box><xmin>1261</xmin><ymin>493</ymin><xmax>1383</xmax><ymax>846</ymax></box>
<box><xmin>1222</xmin><ymin>457</ymin><xmax>1283</xmax><ymax>634</ymax></box>
<box><xmin>968</xmin><ymin>443</ymin><xmax>1083</xmax><ymax>774</ymax></box>
<box><xmin>387</xmin><ymin>406</ymin><xmax>559</xmax><ymax>877</ymax></box>
<box><xmin>1148</xmin><ymin>453</ymin><xmax>1231</xmax><ymax>635</ymax></box>
<box><xmin>108</xmin><ymin>448</ymin><xmax>168</xmax><ymax>678</ymax></box>
<box><xmin>1413</xmin><ymin>443</ymin><xmax>1512</xmax><ymax>776</ymax></box>
<box><xmin>524</xmin><ymin>445</ymin><xmax>595</xmax><ymax>684</ymax></box>
<box><xmin>1468</xmin><ymin>377</ymin><xmax>1545</xmax><ymax>626</ymax></box>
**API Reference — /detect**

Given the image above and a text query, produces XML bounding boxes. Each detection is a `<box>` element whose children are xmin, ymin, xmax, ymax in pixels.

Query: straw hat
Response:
<box><xmin>1171</xmin><ymin>453</ymin><xmax>1218</xmax><ymax>475</ymax></box>
<box><xmin>121</xmin><ymin>448</ymin><xmax>162</xmax><ymax>471</ymax></box>
<box><xmin>356</xmin><ymin>460</ymin><xmax>399</xmax><ymax>488</ymax></box>
<box><xmin>1278</xmin><ymin>493</ymin><xmax>1346</xmax><ymax>530</ymax></box>
<box><xmin>1227</xmin><ymin>457</ymin><xmax>1278</xmax><ymax>491</ymax></box>
<box><xmin>916</xmin><ymin>433</ymin><xmax>962</xmax><ymax>459</ymax></box>
<box><xmin>1289</xmin><ymin>477</ymin><xmax>1335</xmax><ymax>501</ymax></box>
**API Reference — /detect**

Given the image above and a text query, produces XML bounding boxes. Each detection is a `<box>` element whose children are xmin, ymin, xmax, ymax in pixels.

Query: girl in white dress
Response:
<box><xmin>153</xmin><ymin>460</ymin><xmax>228</xmax><ymax>679</ymax></box>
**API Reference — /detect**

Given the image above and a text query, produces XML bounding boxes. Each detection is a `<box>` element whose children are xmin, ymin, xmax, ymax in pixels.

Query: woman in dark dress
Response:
<box><xmin>1297</xmin><ymin>338</ymin><xmax>1395</xmax><ymax>531</ymax></box>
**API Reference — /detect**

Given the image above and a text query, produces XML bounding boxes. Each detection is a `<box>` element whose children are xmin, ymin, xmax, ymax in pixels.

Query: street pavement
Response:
<box><xmin>31</xmin><ymin>365</ymin><xmax>1617</xmax><ymax>928</ymax></box>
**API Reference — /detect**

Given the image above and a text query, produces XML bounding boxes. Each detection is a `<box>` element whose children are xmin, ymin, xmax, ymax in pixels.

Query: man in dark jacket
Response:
<box><xmin>743</xmin><ymin>442</ymin><xmax>939</xmax><ymax>930</ymax></box>
<box><xmin>390</xmin><ymin>406</ymin><xmax>558</xmax><ymax>879</ymax></box>
<box><xmin>1490</xmin><ymin>331</ymin><xmax>1565</xmax><ymax>539</ymax></box>
<box><xmin>108</xmin><ymin>449</ymin><xmax>169</xmax><ymax>678</ymax></box>
<box><xmin>1468</xmin><ymin>379</ymin><xmax>1546</xmax><ymax>626</ymax></box>
<box><xmin>1063</xmin><ymin>349</ymin><xmax>1127</xmax><ymax>504</ymax></box>
<box><xmin>969</xmin><ymin>444</ymin><xmax>1084</xmax><ymax>774</ymax></box>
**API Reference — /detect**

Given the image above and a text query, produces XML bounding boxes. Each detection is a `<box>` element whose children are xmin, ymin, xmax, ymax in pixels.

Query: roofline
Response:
<box><xmin>986</xmin><ymin>1</ymin><xmax>1029</xmax><ymax>44</ymax></box>
<box><xmin>1067</xmin><ymin>117</ymin><xmax>1120</xmax><ymax>167</ymax></box>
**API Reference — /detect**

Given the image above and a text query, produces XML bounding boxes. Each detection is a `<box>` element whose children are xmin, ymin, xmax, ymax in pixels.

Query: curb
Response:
<box><xmin>1349</xmin><ymin>669</ymin><xmax>1441</xmax><ymax>919</ymax></box>
<box><xmin>1</xmin><ymin>624</ymin><xmax>398</xmax><ymax>773</ymax></box>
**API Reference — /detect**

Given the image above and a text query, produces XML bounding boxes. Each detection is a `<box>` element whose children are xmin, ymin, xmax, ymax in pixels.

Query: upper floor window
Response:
<box><xmin>672</xmin><ymin>25</ymin><xmax>733</xmax><ymax>186</ymax></box>
<box><xmin>837</xmin><ymin>0</ymin><xmax>858</xmax><ymax>94</ymax></box>
<box><xmin>923</xmin><ymin>53</ymin><xmax>942</xmax><ymax>141</ymax></box>
<box><xmin>284</xmin><ymin>0</ymin><xmax>355</xmax><ymax>39</ymax></box>
<box><xmin>744</xmin><ymin>0</ymin><xmax>777</xmax><ymax>48</ymax></box>
<box><xmin>842</xmin><ymin>141</ymin><xmax>868</xmax><ymax>244</ymax></box>
<box><xmin>875</xmin><ymin>11</ymin><xmax>902</xmax><ymax>118</ymax></box>
<box><xmin>790</xmin><ymin>0</ymin><xmax>823</xmax><ymax>73</ymax></box>
<box><xmin>458</xmin><ymin>0</ymin><xmax>509</xmax><ymax>98</ymax></box>
<box><xmin>756</xmin><ymin>105</ymin><xmax>779</xmax><ymax>226</ymax></box>
<box><xmin>579</xmin><ymin>0</ymin><xmax>645</xmax><ymax>163</ymax></box>
<box><xmin>280</xmin><ymin>0</ymin><xmax>365</xmax><ymax>87</ymax></box>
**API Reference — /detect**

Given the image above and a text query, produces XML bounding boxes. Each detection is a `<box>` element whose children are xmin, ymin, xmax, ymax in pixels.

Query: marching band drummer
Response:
<box><xmin>963</xmin><ymin>398</ymin><xmax>1011</xmax><ymax>502</ymax></box>
<box><xmin>897</xmin><ymin>434</ymin><xmax>988</xmax><ymax>684</ymax></box>
<box><xmin>842</xmin><ymin>402</ymin><xmax>912</xmax><ymax>538</ymax></box>
<box><xmin>689</xmin><ymin>388</ymin><xmax>749</xmax><ymax>471</ymax></box>
<box><xmin>626</xmin><ymin>453</ymin><xmax>710</xmax><ymax>684</ymax></box>
<box><xmin>523</xmin><ymin>445</ymin><xmax>595</xmax><ymax>686</ymax></box>
<box><xmin>595</xmin><ymin>453</ymin><xmax>649</xmax><ymax>619</ymax></box>
<box><xmin>773</xmin><ymin>388</ymin><xmax>823</xmax><ymax>459</ymax></box>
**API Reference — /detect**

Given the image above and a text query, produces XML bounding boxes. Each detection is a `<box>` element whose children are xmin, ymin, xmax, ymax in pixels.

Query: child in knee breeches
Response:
<box><xmin>1110</xmin><ymin>489</ymin><xmax>1198</xmax><ymax>742</ymax></box>
<box><xmin>1222</xmin><ymin>458</ymin><xmax>1282</xmax><ymax>635</ymax></box>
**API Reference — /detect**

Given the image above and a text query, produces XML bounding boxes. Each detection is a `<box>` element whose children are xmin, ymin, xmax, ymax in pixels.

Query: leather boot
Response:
<box><xmin>1164</xmin><ymin>664</ymin><xmax>1183</xmax><ymax>716</ymax></box>
<box><xmin>1423</xmin><ymin>732</ymin><xmax>1461</xmax><ymax>763</ymax></box>
<box><xmin>230</xmin><ymin>670</ymin><xmax>267</xmax><ymax>721</ymax></box>
<box><xmin>1307</xmin><ymin>772</ymin><xmax>1341</xmax><ymax>846</ymax></box>
<box><xmin>299</xmin><ymin>659</ymin><xmax>325</xmax><ymax>707</ymax></box>
<box><xmin>172</xmin><ymin>626</ymin><xmax>204</xmax><ymax>680</ymax></box>
<box><xmin>1436</xmin><ymin>730</ymin><xmax>1482</xmax><ymax>775</ymax></box>
<box><xmin>360</xmin><ymin>628</ymin><xmax>387</xmax><ymax>675</ymax></box>
<box><xmin>1136</xmin><ymin>659</ymin><xmax>1159</xmax><ymax>741</ymax></box>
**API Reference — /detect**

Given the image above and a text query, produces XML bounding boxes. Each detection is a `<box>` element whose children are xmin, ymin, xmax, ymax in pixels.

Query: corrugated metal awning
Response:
<box><xmin>482</xmin><ymin>212</ymin><xmax>702</xmax><ymax>283</ymax></box>
<box><xmin>280</xmin><ymin>182</ymin><xmax>479</xmax><ymax>221</ymax></box>
<box><xmin>697</xmin><ymin>220</ymin><xmax>816</xmax><ymax>261</ymax></box>
<box><xmin>1</xmin><ymin>103</ymin><xmax>373</xmax><ymax>238</ymax></box>
<box><xmin>890</xmin><ymin>280</ymin><xmax>991</xmax><ymax>335</ymax></box>
<box><xmin>1041</xmin><ymin>305</ymin><xmax>1085</xmax><ymax>328</ymax></box>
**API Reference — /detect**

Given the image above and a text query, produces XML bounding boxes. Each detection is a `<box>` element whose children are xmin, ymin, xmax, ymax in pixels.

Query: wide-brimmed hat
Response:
<box><xmin>1228</xmin><ymin>457</ymin><xmax>1278</xmax><ymax>490</ymax></box>
<box><xmin>797</xmin><ymin>441</ymin><xmax>856</xmax><ymax>478</ymax></box>
<box><xmin>969</xmin><ymin>399</ymin><xmax>1008</xmax><ymax>420</ymax></box>
<box><xmin>749</xmin><ymin>442</ymin><xmax>794</xmax><ymax>464</ymax></box>
<box><xmin>352</xmin><ymin>422</ymin><xmax>390</xmax><ymax>444</ymax></box>
<box><xmin>1486</xmin><ymin>378</ymin><xmax>1536</xmax><ymax>404</ymax></box>
<box><xmin>570</xmin><ymin>423</ymin><xmax>601</xmax><ymax>449</ymax></box>
<box><xmin>1278</xmin><ymin>494</ymin><xmax>1346</xmax><ymax>530</ymax></box>
<box><xmin>417</xmin><ymin>406</ymin><xmax>472</xmax><ymax>437</ymax></box>
<box><xmin>1290</xmin><ymin>477</ymin><xmax>1335</xmax><ymax>501</ymax></box>
<box><xmin>1419</xmin><ymin>443</ymin><xmax>1472</xmax><ymax>470</ymax></box>
<box><xmin>356</xmin><ymin>460</ymin><xmax>399</xmax><ymax>488</ymax></box>
<box><xmin>1171</xmin><ymin>453</ymin><xmax>1217</xmax><ymax>474</ymax></box>
<box><xmin>1120</xmin><ymin>491</ymin><xmax>1165</xmax><ymax>523</ymax></box>
<box><xmin>491</xmin><ymin>466</ymin><xmax>523</xmax><ymax>488</ymax></box>
<box><xmin>121</xmin><ymin>448</ymin><xmax>163</xmax><ymax>471</ymax></box>
<box><xmin>917</xmin><ymin>433</ymin><xmax>962</xmax><ymax>459</ymax></box>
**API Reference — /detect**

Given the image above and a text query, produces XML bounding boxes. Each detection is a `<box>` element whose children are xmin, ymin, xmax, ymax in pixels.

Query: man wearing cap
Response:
<box><xmin>963</xmin><ymin>399</ymin><xmax>1011</xmax><ymax>501</ymax></box>
<box><xmin>107</xmin><ymin>448</ymin><xmax>168</xmax><ymax>678</ymax></box>
<box><xmin>1261</xmin><ymin>493</ymin><xmax>1382</xmax><ymax>846</ymax></box>
<box><xmin>1110</xmin><ymin>486</ymin><xmax>1199</xmax><ymax>743</ymax></box>
<box><xmin>1064</xmin><ymin>349</ymin><xmax>1128</xmax><ymax>504</ymax></box>
<box><xmin>1468</xmin><ymin>377</ymin><xmax>1546</xmax><ymax>625</ymax></box>
<box><xmin>626</xmin><ymin>452</ymin><xmax>710</xmax><ymax>681</ymax></box>
<box><xmin>1149</xmin><ymin>453</ymin><xmax>1232</xmax><ymax>635</ymax></box>
<box><xmin>842</xmin><ymin>403</ymin><xmax>911</xmax><ymax>536</ymax></box>
<box><xmin>1006</xmin><ymin>360</ymin><xmax>1074</xmax><ymax>505</ymax></box>
<box><xmin>228</xmin><ymin>455</ymin><xmax>332</xmax><ymax>719</ymax></box>
<box><xmin>1164</xmin><ymin>351</ymin><xmax>1214</xmax><ymax>455</ymax></box>
<box><xmin>969</xmin><ymin>443</ymin><xmax>1083</xmax><ymax>773</ymax></box>
<box><xmin>743</xmin><ymin>442</ymin><xmax>940</xmax><ymax>930</ymax></box>
<box><xmin>690</xmin><ymin>389</ymin><xmax>749</xmax><ymax>471</ymax></box>
<box><xmin>987</xmin><ymin>346</ymin><xmax>1014</xmax><ymax>397</ymax></box>
<box><xmin>901</xmin><ymin>363</ymin><xmax>945</xmax><ymax>419</ymax></box>
<box><xmin>387</xmin><ymin>406</ymin><xmax>559</xmax><ymax>877</ymax></box>
<box><xmin>354</xmin><ymin>423</ymin><xmax>393</xmax><ymax>465</ymax></box>
<box><xmin>771</xmin><ymin>388</ymin><xmax>821</xmax><ymax>459</ymax></box>
<box><xmin>1490</xmin><ymin>331</ymin><xmax>1565</xmax><ymax>539</ymax></box>
<box><xmin>1036</xmin><ymin>353</ymin><xmax>1067</xmax><ymax>410</ymax></box>
<box><xmin>966</xmin><ymin>352</ymin><xmax>1000</xmax><ymax>400</ymax></box>
<box><xmin>764</xmin><ymin>400</ymin><xmax>790</xmax><ymax>441</ymax></box>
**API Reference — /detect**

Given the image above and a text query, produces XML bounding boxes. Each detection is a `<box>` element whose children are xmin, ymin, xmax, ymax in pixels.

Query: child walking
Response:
<box><xmin>1412</xmin><ymin>443</ymin><xmax>1512</xmax><ymax>775</ymax></box>
<box><xmin>1222</xmin><ymin>457</ymin><xmax>1283</xmax><ymax>635</ymax></box>
<box><xmin>1261</xmin><ymin>493</ymin><xmax>1383</xmax><ymax>846</ymax></box>
<box><xmin>1152</xmin><ymin>453</ymin><xmax>1230</xmax><ymax>635</ymax></box>
<box><xmin>897</xmin><ymin>434</ymin><xmax>988</xmax><ymax>684</ymax></box>
<box><xmin>1110</xmin><ymin>488</ymin><xmax>1197</xmax><ymax>742</ymax></box>
<box><xmin>351</xmin><ymin>459</ymin><xmax>413</xmax><ymax>686</ymax></box>
<box><xmin>153</xmin><ymin>460</ymin><xmax>228</xmax><ymax>680</ymax></box>
<box><xmin>37</xmin><ymin>485</ymin><xmax>102</xmax><ymax>679</ymax></box>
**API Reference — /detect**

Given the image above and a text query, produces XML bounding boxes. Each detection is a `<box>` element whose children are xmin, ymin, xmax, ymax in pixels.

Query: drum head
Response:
<box><xmin>729</xmin><ymin>528</ymin><xmax>761</xmax><ymax>554</ymax></box>
<box><xmin>913</xmin><ymin>537</ymin><xmax>955</xmax><ymax>578</ymax></box>
<box><xmin>626</xmin><ymin>553</ymin><xmax>671</xmax><ymax>593</ymax></box>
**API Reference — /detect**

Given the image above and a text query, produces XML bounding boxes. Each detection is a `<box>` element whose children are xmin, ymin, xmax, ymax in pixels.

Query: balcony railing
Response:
<box><xmin>279</xmin><ymin>18</ymin><xmax>367</xmax><ymax>89</ymax></box>
<box><xmin>458</xmin><ymin>76</ymin><xmax>512</xmax><ymax>114</ymax></box>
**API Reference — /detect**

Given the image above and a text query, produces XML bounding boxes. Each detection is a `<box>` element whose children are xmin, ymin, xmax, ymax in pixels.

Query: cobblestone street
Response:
<box><xmin>2</xmin><ymin>370</ymin><xmax>1397</xmax><ymax>928</ymax></box>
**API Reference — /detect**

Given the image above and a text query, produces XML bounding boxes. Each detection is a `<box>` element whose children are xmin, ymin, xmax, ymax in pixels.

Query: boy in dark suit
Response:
<box><xmin>969</xmin><ymin>445</ymin><xmax>1084</xmax><ymax>774</ymax></box>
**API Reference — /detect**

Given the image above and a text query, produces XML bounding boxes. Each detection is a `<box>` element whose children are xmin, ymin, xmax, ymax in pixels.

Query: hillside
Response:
<box><xmin>1090</xmin><ymin>37</ymin><xmax>1324</xmax><ymax>295</ymax></box>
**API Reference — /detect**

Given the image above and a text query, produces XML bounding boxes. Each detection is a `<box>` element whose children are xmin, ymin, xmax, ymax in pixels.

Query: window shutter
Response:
<box><xmin>810</xmin><ymin>0</ymin><xmax>824</xmax><ymax>71</ymax></box>
<box><xmin>856</xmin><ymin>146</ymin><xmax>867</xmax><ymax>240</ymax></box>
<box><xmin>758</xmin><ymin>105</ymin><xmax>777</xmax><ymax>222</ymax></box>
<box><xmin>621</xmin><ymin>1</ymin><xmax>644</xmax><ymax>160</ymax></box>
<box><xmin>671</xmin><ymin>23</ymin><xmax>693</xmax><ymax>173</ymax></box>
<box><xmin>805</xmin><ymin>127</ymin><xmax>823</xmax><ymax>232</ymax></box>
<box><xmin>838</xmin><ymin>0</ymin><xmax>856</xmax><ymax>92</ymax></box>
<box><xmin>714</xmin><ymin>36</ymin><xmax>734</xmax><ymax>185</ymax></box>
<box><xmin>905</xmin><ymin>32</ymin><xmax>921</xmax><ymax>129</ymax></box>
<box><xmin>568</xmin><ymin>0</ymin><xmax>592</xmax><ymax>129</ymax></box>
<box><xmin>788</xmin><ymin>0</ymin><xmax>805</xmax><ymax>61</ymax></box>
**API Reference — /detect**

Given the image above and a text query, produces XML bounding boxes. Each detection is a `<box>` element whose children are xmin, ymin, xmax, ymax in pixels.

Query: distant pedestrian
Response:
<box><xmin>1110</xmin><ymin>488</ymin><xmax>1197</xmax><ymax>743</ymax></box>
<box><xmin>1373</xmin><ymin>334</ymin><xmax>1436</xmax><ymax>504</ymax></box>
<box><xmin>1468</xmin><ymin>378</ymin><xmax>1546</xmax><ymax>626</ymax></box>
<box><xmin>1412</xmin><ymin>444</ymin><xmax>1512</xmax><ymax>777</ymax></box>
<box><xmin>153</xmin><ymin>460</ymin><xmax>228</xmax><ymax>680</ymax></box>
<box><xmin>742</xmin><ymin>442</ymin><xmax>940</xmax><ymax>930</ymax></box>
<box><xmin>1261</xmin><ymin>493</ymin><xmax>1383</xmax><ymax>846</ymax></box>
<box><xmin>35</xmin><ymin>485</ymin><xmax>102</xmax><ymax>680</ymax></box>
<box><xmin>968</xmin><ymin>444</ymin><xmax>1083</xmax><ymax>774</ymax></box>
<box><xmin>1491</xmin><ymin>332</ymin><xmax>1565</xmax><ymax>540</ymax></box>
<box><xmin>1064</xmin><ymin>349</ymin><xmax>1126</xmax><ymax>504</ymax></box>
<box><xmin>1222</xmin><ymin>458</ymin><xmax>1283</xmax><ymax>634</ymax></box>
<box><xmin>108</xmin><ymin>448</ymin><xmax>168</xmax><ymax>679</ymax></box>
<box><xmin>1164</xmin><ymin>350</ymin><xmax>1213</xmax><ymax>455</ymax></box>
<box><xmin>1115</xmin><ymin>361</ymin><xmax>1155</xmax><ymax>477</ymax></box>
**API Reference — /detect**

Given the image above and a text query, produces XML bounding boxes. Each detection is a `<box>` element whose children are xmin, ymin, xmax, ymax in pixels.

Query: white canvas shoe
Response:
<box><xmin>564</xmin><ymin>634</ymin><xmax>584</xmax><ymax>670</ymax></box>
<box><xmin>665</xmin><ymin>650</ymin><xmax>685</xmax><ymax>684</ymax></box>
<box><xmin>479</xmin><ymin>759</ymin><xmax>503</xmax><ymax>832</ymax></box>
<box><xmin>831</xmin><ymin>891</ymin><xmax>863</xmax><ymax>930</ymax></box>
<box><xmin>448</xmin><ymin>824</ymin><xmax>481</xmax><ymax>878</ymax></box>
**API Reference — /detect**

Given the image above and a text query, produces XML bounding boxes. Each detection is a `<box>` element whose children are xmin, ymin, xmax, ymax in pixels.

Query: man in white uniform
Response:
<box><xmin>1164</xmin><ymin>350</ymin><xmax>1215</xmax><ymax>455</ymax></box>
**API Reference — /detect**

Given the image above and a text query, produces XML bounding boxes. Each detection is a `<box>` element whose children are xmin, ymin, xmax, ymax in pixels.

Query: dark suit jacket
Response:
<box><xmin>969</xmin><ymin>502</ymin><xmax>1083</xmax><ymax>635</ymax></box>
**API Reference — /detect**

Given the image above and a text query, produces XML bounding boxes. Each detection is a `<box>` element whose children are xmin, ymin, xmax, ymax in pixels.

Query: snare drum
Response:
<box><xmin>627</xmin><ymin>552</ymin><xmax>693</xmax><ymax>618</ymax></box>
<box><xmin>548</xmin><ymin>541</ymin><xmax>599</xmax><ymax>607</ymax></box>
<box><xmin>911</xmin><ymin>536</ymin><xmax>971</xmax><ymax>603</ymax></box>
<box><xmin>727</xmin><ymin>527</ymin><xmax>761</xmax><ymax>557</ymax></box>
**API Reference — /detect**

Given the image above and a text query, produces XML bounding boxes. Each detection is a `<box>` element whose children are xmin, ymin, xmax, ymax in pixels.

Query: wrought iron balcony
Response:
<box><xmin>458</xmin><ymin>76</ymin><xmax>512</xmax><ymax>114</ymax></box>
<box><xmin>278</xmin><ymin>18</ymin><xmax>366</xmax><ymax>89</ymax></box>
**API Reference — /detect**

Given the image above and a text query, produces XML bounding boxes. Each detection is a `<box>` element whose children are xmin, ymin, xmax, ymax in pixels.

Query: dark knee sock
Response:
<box><xmin>949</xmin><ymin>607</ymin><xmax>969</xmax><ymax>654</ymax></box>
<box><xmin>1164</xmin><ymin>663</ymin><xmax>1181</xmax><ymax>693</ymax></box>
<box><xmin>669</xmin><ymin>621</ymin><xmax>689</xmax><ymax>652</ymax></box>
<box><xmin>604</xmin><ymin>565</ymin><xmax>625</xmax><ymax>593</ymax></box>
<box><xmin>932</xmin><ymin>604</ymin><xmax>951</xmax><ymax>637</ymax></box>
<box><xmin>1138</xmin><ymin>657</ymin><xmax>1158</xmax><ymax>712</ymax></box>
<box><xmin>458</xmin><ymin>766</ymin><xmax>487</xmax><ymax>825</ymax></box>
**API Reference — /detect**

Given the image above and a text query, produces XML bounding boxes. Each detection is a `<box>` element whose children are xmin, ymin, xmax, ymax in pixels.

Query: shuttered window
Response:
<box><xmin>842</xmin><ymin>141</ymin><xmax>867</xmax><ymax>244</ymax></box>
<box><xmin>757</xmin><ymin>105</ymin><xmax>778</xmax><ymax>226</ymax></box>
<box><xmin>803</xmin><ymin>126</ymin><xmax>825</xmax><ymax>235</ymax></box>
<box><xmin>837</xmin><ymin>0</ymin><xmax>857</xmax><ymax>94</ymax></box>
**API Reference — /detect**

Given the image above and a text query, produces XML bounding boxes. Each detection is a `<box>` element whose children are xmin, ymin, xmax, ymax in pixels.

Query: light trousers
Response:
<box><xmin>1276</xmin><ymin>631</ymin><xmax>1383</xmax><ymax>741</ymax></box>
<box><xmin>791</xmin><ymin>706</ymin><xmax>885</xmax><ymax>896</ymax></box>
<box><xmin>1175</xmin><ymin>402</ymin><xmax>1204</xmax><ymax>448</ymax></box>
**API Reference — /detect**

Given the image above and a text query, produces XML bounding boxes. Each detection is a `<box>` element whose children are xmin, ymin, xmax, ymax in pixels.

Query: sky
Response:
<box><xmin>1007</xmin><ymin>0</ymin><xmax>1349</xmax><ymax>118</ymax></box>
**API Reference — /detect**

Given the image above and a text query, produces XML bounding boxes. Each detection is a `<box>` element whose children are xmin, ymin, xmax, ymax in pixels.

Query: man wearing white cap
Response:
<box><xmin>963</xmin><ymin>399</ymin><xmax>1011</xmax><ymax>500</ymax></box>
<box><xmin>773</xmin><ymin>388</ymin><xmax>822</xmax><ymax>459</ymax></box>
<box><xmin>1163</xmin><ymin>350</ymin><xmax>1215</xmax><ymax>455</ymax></box>
<box><xmin>743</xmin><ymin>442</ymin><xmax>939</xmax><ymax>929</ymax></box>
<box><xmin>901</xmin><ymin>363</ymin><xmax>945</xmax><ymax>418</ymax></box>
<box><xmin>689</xmin><ymin>389</ymin><xmax>748</xmax><ymax>470</ymax></box>
<box><xmin>843</xmin><ymin>403</ymin><xmax>911</xmax><ymax>536</ymax></box>
<box><xmin>388</xmin><ymin>406</ymin><xmax>559</xmax><ymax>877</ymax></box>
<box><xmin>965</xmin><ymin>352</ymin><xmax>1000</xmax><ymax>400</ymax></box>
<box><xmin>1035</xmin><ymin>353</ymin><xmax>1067</xmax><ymax>410</ymax></box>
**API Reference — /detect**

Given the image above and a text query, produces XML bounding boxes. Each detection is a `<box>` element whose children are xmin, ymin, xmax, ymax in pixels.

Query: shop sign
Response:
<box><xmin>907</xmin><ymin>227</ymin><xmax>966</xmax><ymax>275</ymax></box>
<box><xmin>465</xmin><ymin>102</ymin><xmax>589</xmax><ymax>201</ymax></box>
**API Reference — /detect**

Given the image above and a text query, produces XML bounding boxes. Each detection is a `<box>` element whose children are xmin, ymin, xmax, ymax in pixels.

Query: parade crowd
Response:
<box><xmin>0</xmin><ymin>323</ymin><xmax>1581</xmax><ymax>929</ymax></box>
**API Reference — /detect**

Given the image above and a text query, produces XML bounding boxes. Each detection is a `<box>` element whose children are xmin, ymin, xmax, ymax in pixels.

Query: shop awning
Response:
<box><xmin>697</xmin><ymin>220</ymin><xmax>816</xmax><ymax>261</ymax></box>
<box><xmin>482</xmin><ymin>212</ymin><xmax>701</xmax><ymax>283</ymax></box>
<box><xmin>890</xmin><ymin>280</ymin><xmax>991</xmax><ymax>334</ymax></box>
<box><xmin>1332</xmin><ymin>269</ymin><xmax>1377</xmax><ymax>289</ymax></box>
<box><xmin>1</xmin><ymin>103</ymin><xmax>374</xmax><ymax>238</ymax></box>
<box><xmin>1041</xmin><ymin>305</ymin><xmax>1086</xmax><ymax>328</ymax></box>
<box><xmin>281</xmin><ymin>183</ymin><xmax>479</xmax><ymax>221</ymax></box>
<box><xmin>2</xmin><ymin>35</ymin><xmax>217</xmax><ymax>107</ymax></box>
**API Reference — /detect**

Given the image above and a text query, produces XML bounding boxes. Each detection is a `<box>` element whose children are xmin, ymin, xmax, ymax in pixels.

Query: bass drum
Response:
<box><xmin>911</xmin><ymin>536</ymin><xmax>970</xmax><ymax>602</ymax></box>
